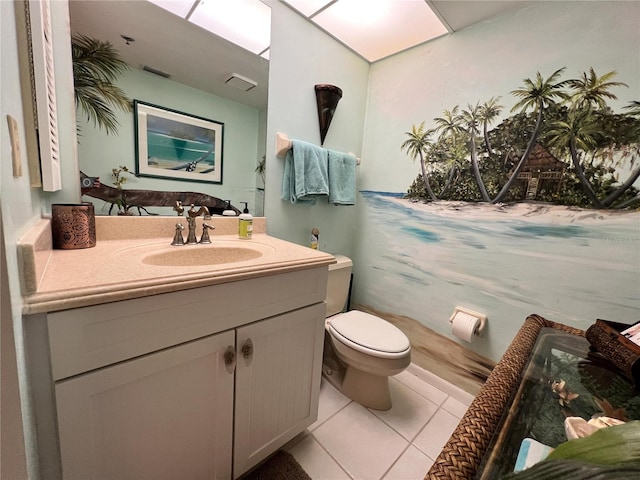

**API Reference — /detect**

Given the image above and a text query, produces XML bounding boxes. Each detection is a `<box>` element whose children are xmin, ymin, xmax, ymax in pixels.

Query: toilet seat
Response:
<box><xmin>328</xmin><ymin>311</ymin><xmax>410</xmax><ymax>359</ymax></box>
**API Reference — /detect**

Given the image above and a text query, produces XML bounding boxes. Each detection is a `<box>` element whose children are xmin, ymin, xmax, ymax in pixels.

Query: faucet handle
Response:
<box><xmin>200</xmin><ymin>223</ymin><xmax>215</xmax><ymax>244</ymax></box>
<box><xmin>171</xmin><ymin>223</ymin><xmax>185</xmax><ymax>246</ymax></box>
<box><xmin>174</xmin><ymin>201</ymin><xmax>184</xmax><ymax>216</ymax></box>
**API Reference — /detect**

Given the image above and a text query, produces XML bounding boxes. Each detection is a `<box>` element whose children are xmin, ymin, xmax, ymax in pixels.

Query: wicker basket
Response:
<box><xmin>585</xmin><ymin>319</ymin><xmax>640</xmax><ymax>384</ymax></box>
<box><xmin>426</xmin><ymin>314</ymin><xmax>584</xmax><ymax>480</ymax></box>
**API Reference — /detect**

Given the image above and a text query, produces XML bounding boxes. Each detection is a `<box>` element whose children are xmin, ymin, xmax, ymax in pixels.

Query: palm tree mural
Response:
<box><xmin>401</xmin><ymin>123</ymin><xmax>438</xmax><ymax>200</ymax></box>
<box><xmin>492</xmin><ymin>68</ymin><xmax>570</xmax><ymax>203</ymax></box>
<box><xmin>460</xmin><ymin>103</ymin><xmax>491</xmax><ymax>201</ymax></box>
<box><xmin>567</xmin><ymin>68</ymin><xmax>628</xmax><ymax>110</ymax></box>
<box><xmin>547</xmin><ymin>69</ymin><xmax>640</xmax><ymax>208</ymax></box>
<box><xmin>402</xmin><ymin>66</ymin><xmax>640</xmax><ymax>209</ymax></box>
<box><xmin>547</xmin><ymin>107</ymin><xmax>604</xmax><ymax>207</ymax></box>
<box><xmin>479</xmin><ymin>96</ymin><xmax>503</xmax><ymax>156</ymax></box>
<box><xmin>431</xmin><ymin>106</ymin><xmax>469</xmax><ymax>198</ymax></box>
<box><xmin>434</xmin><ymin>106</ymin><xmax>466</xmax><ymax>146</ymax></box>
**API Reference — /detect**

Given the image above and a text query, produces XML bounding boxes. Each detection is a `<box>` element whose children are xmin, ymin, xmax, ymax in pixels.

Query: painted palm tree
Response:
<box><xmin>549</xmin><ymin>107</ymin><xmax>640</xmax><ymax>208</ymax></box>
<box><xmin>567</xmin><ymin>68</ymin><xmax>628</xmax><ymax>110</ymax></box>
<box><xmin>622</xmin><ymin>100</ymin><xmax>640</xmax><ymax>140</ymax></box>
<box><xmin>434</xmin><ymin>106</ymin><xmax>466</xmax><ymax>145</ymax></box>
<box><xmin>624</xmin><ymin>100</ymin><xmax>640</xmax><ymax>117</ymax></box>
<box><xmin>72</xmin><ymin>35</ymin><xmax>132</xmax><ymax>135</ymax></box>
<box><xmin>552</xmin><ymin>69</ymin><xmax>639</xmax><ymax>208</ymax></box>
<box><xmin>492</xmin><ymin>68</ymin><xmax>570</xmax><ymax>203</ymax></box>
<box><xmin>479</xmin><ymin>96</ymin><xmax>503</xmax><ymax>156</ymax></box>
<box><xmin>433</xmin><ymin>107</ymin><xmax>468</xmax><ymax>198</ymax></box>
<box><xmin>401</xmin><ymin>123</ymin><xmax>438</xmax><ymax>201</ymax></box>
<box><xmin>460</xmin><ymin>103</ymin><xmax>491</xmax><ymax>201</ymax></box>
<box><xmin>547</xmin><ymin>108</ymin><xmax>604</xmax><ymax>207</ymax></box>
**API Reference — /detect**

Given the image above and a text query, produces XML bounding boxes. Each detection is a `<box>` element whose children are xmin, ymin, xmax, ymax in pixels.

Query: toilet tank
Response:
<box><xmin>326</xmin><ymin>254</ymin><xmax>353</xmax><ymax>317</ymax></box>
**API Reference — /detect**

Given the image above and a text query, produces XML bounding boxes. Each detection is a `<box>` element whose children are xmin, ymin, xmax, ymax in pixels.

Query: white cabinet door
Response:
<box><xmin>55</xmin><ymin>331</ymin><xmax>235</xmax><ymax>480</ymax></box>
<box><xmin>233</xmin><ymin>303</ymin><xmax>326</xmax><ymax>477</ymax></box>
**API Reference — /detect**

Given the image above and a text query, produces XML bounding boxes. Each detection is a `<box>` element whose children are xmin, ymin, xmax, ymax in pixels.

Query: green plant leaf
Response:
<box><xmin>501</xmin><ymin>459</ymin><xmax>640</xmax><ymax>479</ymax></box>
<box><xmin>547</xmin><ymin>421</ymin><xmax>640</xmax><ymax>465</ymax></box>
<box><xmin>502</xmin><ymin>422</ymin><xmax>640</xmax><ymax>479</ymax></box>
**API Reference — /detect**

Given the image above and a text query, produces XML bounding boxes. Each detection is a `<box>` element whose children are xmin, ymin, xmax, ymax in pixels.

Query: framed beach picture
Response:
<box><xmin>134</xmin><ymin>100</ymin><xmax>224</xmax><ymax>184</ymax></box>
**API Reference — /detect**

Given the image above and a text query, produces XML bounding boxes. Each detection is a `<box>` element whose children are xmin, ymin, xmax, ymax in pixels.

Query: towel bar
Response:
<box><xmin>275</xmin><ymin>132</ymin><xmax>361</xmax><ymax>165</ymax></box>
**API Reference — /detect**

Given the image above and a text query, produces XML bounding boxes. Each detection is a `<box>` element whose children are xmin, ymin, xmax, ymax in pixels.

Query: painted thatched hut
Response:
<box><xmin>513</xmin><ymin>143</ymin><xmax>566</xmax><ymax>200</ymax></box>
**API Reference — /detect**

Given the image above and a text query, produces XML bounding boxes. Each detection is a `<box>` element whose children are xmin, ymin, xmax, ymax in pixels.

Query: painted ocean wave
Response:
<box><xmin>356</xmin><ymin>191</ymin><xmax>640</xmax><ymax>359</ymax></box>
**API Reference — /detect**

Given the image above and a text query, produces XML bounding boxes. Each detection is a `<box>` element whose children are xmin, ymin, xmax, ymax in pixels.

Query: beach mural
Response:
<box><xmin>351</xmin><ymin>68</ymin><xmax>640</xmax><ymax>393</ymax></box>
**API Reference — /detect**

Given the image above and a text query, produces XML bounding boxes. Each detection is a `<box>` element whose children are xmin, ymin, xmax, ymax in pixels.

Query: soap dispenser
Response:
<box><xmin>238</xmin><ymin>202</ymin><xmax>253</xmax><ymax>239</ymax></box>
<box><xmin>222</xmin><ymin>200</ymin><xmax>236</xmax><ymax>216</ymax></box>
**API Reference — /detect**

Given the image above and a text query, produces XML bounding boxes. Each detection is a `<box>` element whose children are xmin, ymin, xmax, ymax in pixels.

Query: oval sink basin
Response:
<box><xmin>142</xmin><ymin>246</ymin><xmax>263</xmax><ymax>267</ymax></box>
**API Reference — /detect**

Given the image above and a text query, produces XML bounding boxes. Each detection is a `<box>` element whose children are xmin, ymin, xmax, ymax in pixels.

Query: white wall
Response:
<box><xmin>264</xmin><ymin>1</ymin><xmax>369</xmax><ymax>256</ymax></box>
<box><xmin>77</xmin><ymin>68</ymin><xmax>264</xmax><ymax>214</ymax></box>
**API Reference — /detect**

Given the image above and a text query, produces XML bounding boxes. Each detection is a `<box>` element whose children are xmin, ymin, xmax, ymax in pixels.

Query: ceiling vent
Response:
<box><xmin>225</xmin><ymin>73</ymin><xmax>257</xmax><ymax>92</ymax></box>
<box><xmin>142</xmin><ymin>65</ymin><xmax>171</xmax><ymax>78</ymax></box>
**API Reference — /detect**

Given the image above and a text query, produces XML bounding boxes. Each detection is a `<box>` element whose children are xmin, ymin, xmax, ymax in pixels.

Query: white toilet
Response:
<box><xmin>323</xmin><ymin>255</ymin><xmax>411</xmax><ymax>410</ymax></box>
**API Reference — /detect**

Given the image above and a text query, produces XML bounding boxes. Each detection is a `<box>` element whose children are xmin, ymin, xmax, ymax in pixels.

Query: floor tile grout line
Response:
<box><xmin>308</xmin><ymin>431</ymin><xmax>356</xmax><ymax>480</ymax></box>
<box><xmin>407</xmin><ymin>404</ymin><xmax>461</xmax><ymax>459</ymax></box>
<box><xmin>404</xmin><ymin>364</ymin><xmax>477</xmax><ymax>405</ymax></box>
<box><xmin>377</xmin><ymin>440</ymin><xmax>414</xmax><ymax>480</ymax></box>
<box><xmin>366</xmin><ymin>402</ymin><xmax>439</xmax><ymax>445</ymax></box>
<box><xmin>310</xmin><ymin>371</ymin><xmax>469</xmax><ymax>479</ymax></box>
<box><xmin>440</xmin><ymin>395</ymin><xmax>469</xmax><ymax>418</ymax></box>
<box><xmin>391</xmin><ymin>376</ymin><xmax>449</xmax><ymax>409</ymax></box>
<box><xmin>309</xmin><ymin>398</ymin><xmax>353</xmax><ymax>433</ymax></box>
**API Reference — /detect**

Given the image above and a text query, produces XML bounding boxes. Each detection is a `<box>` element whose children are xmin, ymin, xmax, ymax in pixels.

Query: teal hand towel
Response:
<box><xmin>281</xmin><ymin>140</ymin><xmax>329</xmax><ymax>204</ymax></box>
<box><xmin>327</xmin><ymin>149</ymin><xmax>357</xmax><ymax>205</ymax></box>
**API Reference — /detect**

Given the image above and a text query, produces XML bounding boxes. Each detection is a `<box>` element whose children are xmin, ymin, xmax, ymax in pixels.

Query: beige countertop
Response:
<box><xmin>19</xmin><ymin>216</ymin><xmax>335</xmax><ymax>314</ymax></box>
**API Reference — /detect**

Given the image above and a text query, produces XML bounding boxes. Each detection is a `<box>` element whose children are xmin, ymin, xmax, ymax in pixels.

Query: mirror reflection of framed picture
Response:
<box><xmin>134</xmin><ymin>100</ymin><xmax>224</xmax><ymax>184</ymax></box>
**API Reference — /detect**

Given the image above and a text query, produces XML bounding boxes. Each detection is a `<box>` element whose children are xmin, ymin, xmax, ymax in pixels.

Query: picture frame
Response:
<box><xmin>134</xmin><ymin>100</ymin><xmax>224</xmax><ymax>184</ymax></box>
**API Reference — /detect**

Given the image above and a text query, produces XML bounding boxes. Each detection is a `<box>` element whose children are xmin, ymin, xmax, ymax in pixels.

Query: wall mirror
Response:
<box><xmin>68</xmin><ymin>0</ymin><xmax>269</xmax><ymax>216</ymax></box>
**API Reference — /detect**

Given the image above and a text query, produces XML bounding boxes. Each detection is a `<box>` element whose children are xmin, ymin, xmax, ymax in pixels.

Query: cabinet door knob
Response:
<box><xmin>224</xmin><ymin>346</ymin><xmax>236</xmax><ymax>372</ymax></box>
<box><xmin>241</xmin><ymin>339</ymin><xmax>254</xmax><ymax>362</ymax></box>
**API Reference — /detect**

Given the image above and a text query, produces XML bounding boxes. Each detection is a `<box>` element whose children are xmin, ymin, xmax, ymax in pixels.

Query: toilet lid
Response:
<box><xmin>328</xmin><ymin>311</ymin><xmax>410</xmax><ymax>355</ymax></box>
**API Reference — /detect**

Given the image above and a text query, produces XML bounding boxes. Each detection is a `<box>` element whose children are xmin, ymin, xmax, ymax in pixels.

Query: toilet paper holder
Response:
<box><xmin>449</xmin><ymin>306</ymin><xmax>487</xmax><ymax>336</ymax></box>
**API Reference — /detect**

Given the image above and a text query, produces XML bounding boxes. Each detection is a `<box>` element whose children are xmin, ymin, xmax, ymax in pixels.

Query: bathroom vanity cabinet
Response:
<box><xmin>25</xmin><ymin>267</ymin><xmax>328</xmax><ymax>480</ymax></box>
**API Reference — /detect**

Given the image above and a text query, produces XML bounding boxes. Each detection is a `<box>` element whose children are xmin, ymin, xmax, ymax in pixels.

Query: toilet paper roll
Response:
<box><xmin>452</xmin><ymin>311</ymin><xmax>480</xmax><ymax>342</ymax></box>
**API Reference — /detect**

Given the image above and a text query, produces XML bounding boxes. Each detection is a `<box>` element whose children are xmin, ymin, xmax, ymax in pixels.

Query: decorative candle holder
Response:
<box><xmin>51</xmin><ymin>203</ymin><xmax>97</xmax><ymax>249</ymax></box>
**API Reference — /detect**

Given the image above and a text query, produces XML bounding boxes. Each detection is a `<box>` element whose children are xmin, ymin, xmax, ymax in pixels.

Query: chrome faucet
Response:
<box><xmin>186</xmin><ymin>204</ymin><xmax>212</xmax><ymax>245</ymax></box>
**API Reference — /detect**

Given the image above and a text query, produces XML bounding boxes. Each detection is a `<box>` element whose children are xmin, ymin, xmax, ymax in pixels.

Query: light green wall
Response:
<box><xmin>264</xmin><ymin>1</ymin><xmax>369</xmax><ymax>256</ymax></box>
<box><xmin>77</xmin><ymin>67</ymin><xmax>263</xmax><ymax>215</ymax></box>
<box><xmin>361</xmin><ymin>0</ymin><xmax>640</xmax><ymax>193</ymax></box>
<box><xmin>1</xmin><ymin>4</ymin><xmax>34</xmax><ymax>478</ymax></box>
<box><xmin>353</xmin><ymin>0</ymin><xmax>640</xmax><ymax>361</ymax></box>
<box><xmin>1</xmin><ymin>1</ymin><xmax>78</xmax><ymax>477</ymax></box>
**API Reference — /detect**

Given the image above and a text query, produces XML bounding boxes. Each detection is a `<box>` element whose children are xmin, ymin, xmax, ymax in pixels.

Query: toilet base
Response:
<box><xmin>322</xmin><ymin>363</ymin><xmax>392</xmax><ymax>411</ymax></box>
<box><xmin>342</xmin><ymin>367</ymin><xmax>392</xmax><ymax>411</ymax></box>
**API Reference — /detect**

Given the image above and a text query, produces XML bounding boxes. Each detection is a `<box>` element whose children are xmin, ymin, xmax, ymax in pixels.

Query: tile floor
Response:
<box><xmin>285</xmin><ymin>364</ymin><xmax>475</xmax><ymax>480</ymax></box>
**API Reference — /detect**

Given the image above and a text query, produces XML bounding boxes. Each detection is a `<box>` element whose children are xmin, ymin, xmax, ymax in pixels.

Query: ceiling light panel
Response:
<box><xmin>282</xmin><ymin>0</ymin><xmax>334</xmax><ymax>17</ymax></box>
<box><xmin>148</xmin><ymin>0</ymin><xmax>196</xmax><ymax>18</ymax></box>
<box><xmin>313</xmin><ymin>0</ymin><xmax>448</xmax><ymax>62</ymax></box>
<box><xmin>189</xmin><ymin>0</ymin><xmax>271</xmax><ymax>55</ymax></box>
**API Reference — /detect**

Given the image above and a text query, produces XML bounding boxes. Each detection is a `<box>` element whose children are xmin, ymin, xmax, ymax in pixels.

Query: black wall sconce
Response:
<box><xmin>315</xmin><ymin>84</ymin><xmax>342</xmax><ymax>146</ymax></box>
